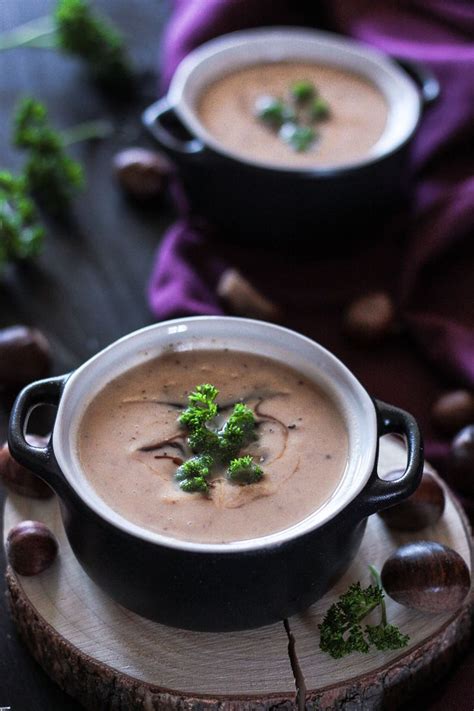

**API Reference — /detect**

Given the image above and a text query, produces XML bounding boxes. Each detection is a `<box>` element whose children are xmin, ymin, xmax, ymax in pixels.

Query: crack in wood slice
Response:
<box><xmin>283</xmin><ymin>618</ymin><xmax>306</xmax><ymax>710</ymax></box>
<box><xmin>6</xmin><ymin>569</ymin><xmax>297</xmax><ymax>711</ymax></box>
<box><xmin>7</xmin><ymin>564</ymin><xmax>472</xmax><ymax>710</ymax></box>
<box><xmin>3</xmin><ymin>440</ymin><xmax>473</xmax><ymax>709</ymax></box>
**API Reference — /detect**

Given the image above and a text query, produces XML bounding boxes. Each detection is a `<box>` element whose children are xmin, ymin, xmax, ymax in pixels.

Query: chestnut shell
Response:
<box><xmin>447</xmin><ymin>425</ymin><xmax>474</xmax><ymax>497</ymax></box>
<box><xmin>378</xmin><ymin>471</ymin><xmax>445</xmax><ymax>531</ymax></box>
<box><xmin>6</xmin><ymin>520</ymin><xmax>58</xmax><ymax>576</ymax></box>
<box><xmin>432</xmin><ymin>390</ymin><xmax>474</xmax><ymax>435</ymax></box>
<box><xmin>343</xmin><ymin>292</ymin><xmax>396</xmax><ymax>344</ymax></box>
<box><xmin>381</xmin><ymin>541</ymin><xmax>471</xmax><ymax>613</ymax></box>
<box><xmin>0</xmin><ymin>325</ymin><xmax>52</xmax><ymax>389</ymax></box>
<box><xmin>0</xmin><ymin>437</ymin><xmax>53</xmax><ymax>499</ymax></box>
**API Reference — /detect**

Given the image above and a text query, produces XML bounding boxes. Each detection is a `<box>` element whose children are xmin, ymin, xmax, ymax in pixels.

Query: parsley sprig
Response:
<box><xmin>319</xmin><ymin>565</ymin><xmax>409</xmax><ymax>658</ymax></box>
<box><xmin>255</xmin><ymin>79</ymin><xmax>331</xmax><ymax>153</ymax></box>
<box><xmin>13</xmin><ymin>97</ymin><xmax>111</xmax><ymax>212</ymax></box>
<box><xmin>0</xmin><ymin>171</ymin><xmax>44</xmax><ymax>272</ymax></box>
<box><xmin>0</xmin><ymin>0</ymin><xmax>133</xmax><ymax>94</ymax></box>
<box><xmin>1</xmin><ymin>98</ymin><xmax>112</xmax><ymax>271</ymax></box>
<box><xmin>227</xmin><ymin>455</ymin><xmax>263</xmax><ymax>484</ymax></box>
<box><xmin>177</xmin><ymin>384</ymin><xmax>264</xmax><ymax>493</ymax></box>
<box><xmin>14</xmin><ymin>98</ymin><xmax>84</xmax><ymax>211</ymax></box>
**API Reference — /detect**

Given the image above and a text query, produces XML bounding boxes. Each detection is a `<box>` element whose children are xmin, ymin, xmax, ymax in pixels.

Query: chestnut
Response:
<box><xmin>113</xmin><ymin>147</ymin><xmax>171</xmax><ymax>200</ymax></box>
<box><xmin>6</xmin><ymin>520</ymin><xmax>58</xmax><ymax>576</ymax></box>
<box><xmin>447</xmin><ymin>425</ymin><xmax>474</xmax><ymax>497</ymax></box>
<box><xmin>432</xmin><ymin>390</ymin><xmax>474</xmax><ymax>435</ymax></box>
<box><xmin>343</xmin><ymin>292</ymin><xmax>396</xmax><ymax>344</ymax></box>
<box><xmin>0</xmin><ymin>438</ymin><xmax>53</xmax><ymax>499</ymax></box>
<box><xmin>378</xmin><ymin>471</ymin><xmax>445</xmax><ymax>531</ymax></box>
<box><xmin>217</xmin><ymin>268</ymin><xmax>281</xmax><ymax>321</ymax></box>
<box><xmin>381</xmin><ymin>541</ymin><xmax>471</xmax><ymax>614</ymax></box>
<box><xmin>0</xmin><ymin>325</ymin><xmax>51</xmax><ymax>389</ymax></box>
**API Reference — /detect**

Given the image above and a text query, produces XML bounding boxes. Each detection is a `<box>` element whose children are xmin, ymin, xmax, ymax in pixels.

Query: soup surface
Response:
<box><xmin>197</xmin><ymin>61</ymin><xmax>388</xmax><ymax>168</ymax></box>
<box><xmin>78</xmin><ymin>349</ymin><xmax>348</xmax><ymax>543</ymax></box>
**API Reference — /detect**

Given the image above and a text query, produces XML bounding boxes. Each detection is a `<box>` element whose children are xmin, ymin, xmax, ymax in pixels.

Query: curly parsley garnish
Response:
<box><xmin>319</xmin><ymin>565</ymin><xmax>409</xmax><ymax>658</ymax></box>
<box><xmin>177</xmin><ymin>384</ymin><xmax>264</xmax><ymax>493</ymax></box>
<box><xmin>255</xmin><ymin>79</ymin><xmax>331</xmax><ymax>153</ymax></box>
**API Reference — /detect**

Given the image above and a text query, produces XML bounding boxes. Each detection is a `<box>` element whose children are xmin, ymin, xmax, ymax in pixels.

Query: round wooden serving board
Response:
<box><xmin>3</xmin><ymin>438</ymin><xmax>473</xmax><ymax>710</ymax></box>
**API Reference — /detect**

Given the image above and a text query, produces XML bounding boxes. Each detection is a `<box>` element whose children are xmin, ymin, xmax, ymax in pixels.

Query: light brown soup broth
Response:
<box><xmin>197</xmin><ymin>62</ymin><xmax>388</xmax><ymax>167</ymax></box>
<box><xmin>78</xmin><ymin>350</ymin><xmax>348</xmax><ymax>543</ymax></box>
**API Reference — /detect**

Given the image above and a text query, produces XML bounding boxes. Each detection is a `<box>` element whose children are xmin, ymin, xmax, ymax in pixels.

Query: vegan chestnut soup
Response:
<box><xmin>78</xmin><ymin>350</ymin><xmax>348</xmax><ymax>543</ymax></box>
<box><xmin>197</xmin><ymin>62</ymin><xmax>388</xmax><ymax>167</ymax></box>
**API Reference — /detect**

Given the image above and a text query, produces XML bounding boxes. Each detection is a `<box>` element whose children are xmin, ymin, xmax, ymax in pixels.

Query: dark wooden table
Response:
<box><xmin>0</xmin><ymin>1</ymin><xmax>173</xmax><ymax>708</ymax></box>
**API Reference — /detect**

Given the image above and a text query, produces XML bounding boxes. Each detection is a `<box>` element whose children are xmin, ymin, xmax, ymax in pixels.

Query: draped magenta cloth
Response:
<box><xmin>149</xmin><ymin>4</ymin><xmax>474</xmax><ymax>703</ymax></box>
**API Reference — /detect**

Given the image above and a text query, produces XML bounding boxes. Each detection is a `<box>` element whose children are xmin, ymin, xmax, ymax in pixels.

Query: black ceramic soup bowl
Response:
<box><xmin>8</xmin><ymin>317</ymin><xmax>423</xmax><ymax>631</ymax></box>
<box><xmin>143</xmin><ymin>27</ymin><xmax>439</xmax><ymax>243</ymax></box>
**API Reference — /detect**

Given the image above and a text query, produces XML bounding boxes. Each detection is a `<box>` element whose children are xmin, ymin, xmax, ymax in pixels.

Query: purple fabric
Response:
<box><xmin>150</xmin><ymin>1</ymin><xmax>474</xmax><ymax>702</ymax></box>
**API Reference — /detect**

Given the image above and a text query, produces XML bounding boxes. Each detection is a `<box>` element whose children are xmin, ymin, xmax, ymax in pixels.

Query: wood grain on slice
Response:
<box><xmin>2</xmin><ymin>437</ymin><xmax>473</xmax><ymax>710</ymax></box>
<box><xmin>3</xmin><ymin>498</ymin><xmax>295</xmax><ymax>703</ymax></box>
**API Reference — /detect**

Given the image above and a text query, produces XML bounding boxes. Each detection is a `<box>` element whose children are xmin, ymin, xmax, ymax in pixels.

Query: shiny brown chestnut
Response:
<box><xmin>0</xmin><ymin>325</ymin><xmax>51</xmax><ymax>389</ymax></box>
<box><xmin>381</xmin><ymin>541</ymin><xmax>471</xmax><ymax>613</ymax></box>
<box><xmin>447</xmin><ymin>425</ymin><xmax>474</xmax><ymax>497</ymax></box>
<box><xmin>378</xmin><ymin>471</ymin><xmax>445</xmax><ymax>531</ymax></box>
<box><xmin>113</xmin><ymin>147</ymin><xmax>170</xmax><ymax>200</ymax></box>
<box><xmin>217</xmin><ymin>268</ymin><xmax>281</xmax><ymax>321</ymax></box>
<box><xmin>343</xmin><ymin>292</ymin><xmax>396</xmax><ymax>344</ymax></box>
<box><xmin>6</xmin><ymin>520</ymin><xmax>58</xmax><ymax>576</ymax></box>
<box><xmin>0</xmin><ymin>437</ymin><xmax>53</xmax><ymax>498</ymax></box>
<box><xmin>432</xmin><ymin>390</ymin><xmax>474</xmax><ymax>435</ymax></box>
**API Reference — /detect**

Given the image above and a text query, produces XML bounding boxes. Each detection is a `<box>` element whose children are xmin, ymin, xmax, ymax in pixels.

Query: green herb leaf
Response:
<box><xmin>177</xmin><ymin>384</ymin><xmax>265</xmax><ymax>493</ymax></box>
<box><xmin>13</xmin><ymin>97</ymin><xmax>84</xmax><ymax>211</ymax></box>
<box><xmin>255</xmin><ymin>96</ymin><xmax>296</xmax><ymax>128</ymax></box>
<box><xmin>319</xmin><ymin>567</ymin><xmax>409</xmax><ymax>659</ymax></box>
<box><xmin>218</xmin><ymin>402</ymin><xmax>256</xmax><ymax>460</ymax></box>
<box><xmin>0</xmin><ymin>1</ymin><xmax>134</xmax><ymax>95</ymax></box>
<box><xmin>55</xmin><ymin>0</ymin><xmax>133</xmax><ymax>92</ymax></box>
<box><xmin>365</xmin><ymin>622</ymin><xmax>410</xmax><ymax>651</ymax></box>
<box><xmin>179</xmin><ymin>476</ymin><xmax>209</xmax><ymax>493</ymax></box>
<box><xmin>179</xmin><ymin>383</ymin><xmax>218</xmax><ymax>429</ymax></box>
<box><xmin>187</xmin><ymin>427</ymin><xmax>219</xmax><ymax>455</ymax></box>
<box><xmin>290</xmin><ymin>80</ymin><xmax>315</xmax><ymax>104</ymax></box>
<box><xmin>0</xmin><ymin>170</ymin><xmax>45</xmax><ymax>272</ymax></box>
<box><xmin>176</xmin><ymin>454</ymin><xmax>214</xmax><ymax>482</ymax></box>
<box><xmin>279</xmin><ymin>123</ymin><xmax>316</xmax><ymax>152</ymax></box>
<box><xmin>179</xmin><ymin>383</ymin><xmax>220</xmax><ymax>455</ymax></box>
<box><xmin>309</xmin><ymin>96</ymin><xmax>331</xmax><ymax>122</ymax></box>
<box><xmin>227</xmin><ymin>455</ymin><xmax>263</xmax><ymax>485</ymax></box>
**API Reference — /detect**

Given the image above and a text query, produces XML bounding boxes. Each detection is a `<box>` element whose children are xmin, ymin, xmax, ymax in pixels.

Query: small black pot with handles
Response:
<box><xmin>143</xmin><ymin>27</ymin><xmax>439</xmax><ymax>243</ymax></box>
<box><xmin>8</xmin><ymin>317</ymin><xmax>424</xmax><ymax>631</ymax></box>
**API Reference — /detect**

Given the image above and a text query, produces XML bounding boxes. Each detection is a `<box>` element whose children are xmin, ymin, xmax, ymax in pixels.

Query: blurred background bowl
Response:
<box><xmin>143</xmin><ymin>27</ymin><xmax>438</xmax><ymax>243</ymax></box>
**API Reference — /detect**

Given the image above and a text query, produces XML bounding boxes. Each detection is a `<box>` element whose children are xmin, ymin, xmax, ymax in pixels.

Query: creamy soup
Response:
<box><xmin>77</xmin><ymin>350</ymin><xmax>348</xmax><ymax>543</ymax></box>
<box><xmin>197</xmin><ymin>62</ymin><xmax>388</xmax><ymax>168</ymax></box>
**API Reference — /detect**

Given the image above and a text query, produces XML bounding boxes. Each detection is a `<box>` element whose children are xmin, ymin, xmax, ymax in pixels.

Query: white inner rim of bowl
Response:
<box><xmin>53</xmin><ymin>317</ymin><xmax>378</xmax><ymax>552</ymax></box>
<box><xmin>168</xmin><ymin>27</ymin><xmax>421</xmax><ymax>172</ymax></box>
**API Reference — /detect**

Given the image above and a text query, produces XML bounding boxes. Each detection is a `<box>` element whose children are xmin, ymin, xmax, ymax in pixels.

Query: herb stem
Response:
<box><xmin>0</xmin><ymin>16</ymin><xmax>57</xmax><ymax>51</ymax></box>
<box><xmin>61</xmin><ymin>119</ymin><xmax>114</xmax><ymax>146</ymax></box>
<box><xmin>369</xmin><ymin>564</ymin><xmax>387</xmax><ymax>626</ymax></box>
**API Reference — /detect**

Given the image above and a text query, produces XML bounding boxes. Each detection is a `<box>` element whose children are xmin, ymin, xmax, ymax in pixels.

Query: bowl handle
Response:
<box><xmin>142</xmin><ymin>98</ymin><xmax>206</xmax><ymax>157</ymax></box>
<box><xmin>8</xmin><ymin>374</ymin><xmax>70</xmax><ymax>494</ymax></box>
<box><xmin>355</xmin><ymin>399</ymin><xmax>424</xmax><ymax>517</ymax></box>
<box><xmin>393</xmin><ymin>58</ymin><xmax>440</xmax><ymax>108</ymax></box>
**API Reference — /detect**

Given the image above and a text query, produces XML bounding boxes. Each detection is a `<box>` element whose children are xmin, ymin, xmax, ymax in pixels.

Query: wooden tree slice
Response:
<box><xmin>2</xmin><ymin>438</ymin><xmax>473</xmax><ymax>710</ymax></box>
